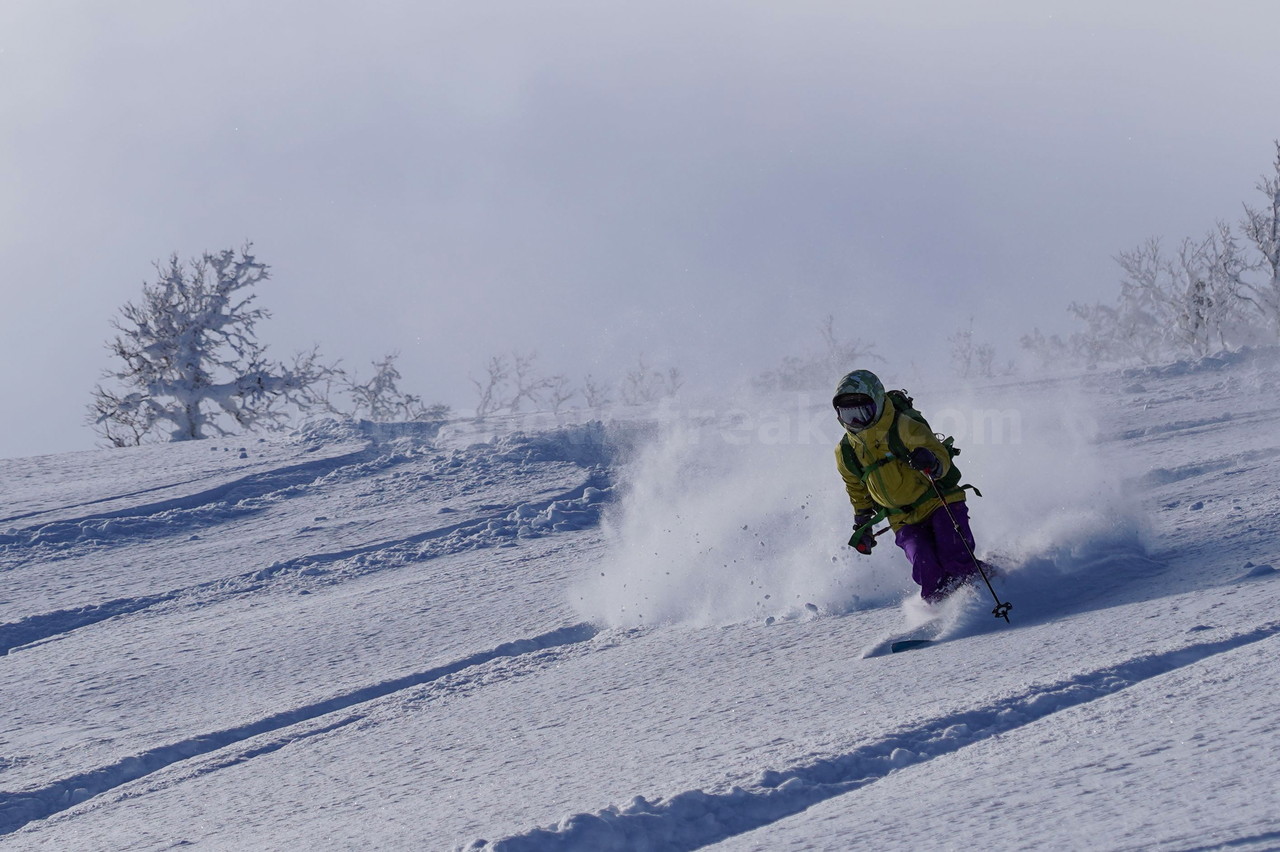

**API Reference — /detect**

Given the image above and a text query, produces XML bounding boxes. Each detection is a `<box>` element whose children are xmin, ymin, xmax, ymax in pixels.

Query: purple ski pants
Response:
<box><xmin>894</xmin><ymin>501</ymin><xmax>978</xmax><ymax>602</ymax></box>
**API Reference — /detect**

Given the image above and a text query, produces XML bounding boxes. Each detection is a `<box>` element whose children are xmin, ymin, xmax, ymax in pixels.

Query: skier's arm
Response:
<box><xmin>834</xmin><ymin>445</ymin><xmax>875</xmax><ymax>514</ymax></box>
<box><xmin>897</xmin><ymin>416</ymin><xmax>953</xmax><ymax>479</ymax></box>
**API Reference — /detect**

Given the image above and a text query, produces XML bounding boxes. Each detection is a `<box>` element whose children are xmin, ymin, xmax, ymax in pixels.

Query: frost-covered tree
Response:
<box><xmin>507</xmin><ymin>351</ymin><xmax>554</xmax><ymax>414</ymax></box>
<box><xmin>1240</xmin><ymin>141</ymin><xmax>1280</xmax><ymax>339</ymax></box>
<box><xmin>621</xmin><ymin>354</ymin><xmax>683</xmax><ymax>405</ymax></box>
<box><xmin>949</xmin><ymin>320</ymin><xmax>975</xmax><ymax>378</ymax></box>
<box><xmin>1115</xmin><ymin>238</ymin><xmax>1212</xmax><ymax>359</ymax></box>
<box><xmin>1019</xmin><ymin>328</ymin><xmax>1076</xmax><ymax>372</ymax></box>
<box><xmin>1055</xmin><ymin>226</ymin><xmax>1252</xmax><ymax>368</ymax></box>
<box><xmin>1063</xmin><ymin>299</ymin><xmax>1151</xmax><ymax>367</ymax></box>
<box><xmin>753</xmin><ymin>315</ymin><xmax>880</xmax><ymax>392</ymax></box>
<box><xmin>89</xmin><ymin>246</ymin><xmax>329</xmax><ymax>446</ymax></box>
<box><xmin>1039</xmin><ymin>142</ymin><xmax>1280</xmax><ymax>370</ymax></box>
<box><xmin>1112</xmin><ymin>229</ymin><xmax>1248</xmax><ymax>360</ymax></box>
<box><xmin>544</xmin><ymin>375</ymin><xmax>576</xmax><ymax>414</ymax></box>
<box><xmin>581</xmin><ymin>374</ymin><xmax>612</xmax><ymax>408</ymax></box>
<box><xmin>344</xmin><ymin>352</ymin><xmax>449</xmax><ymax>422</ymax></box>
<box><xmin>471</xmin><ymin>354</ymin><xmax>511</xmax><ymax>419</ymax></box>
<box><xmin>949</xmin><ymin>318</ymin><xmax>1009</xmax><ymax>379</ymax></box>
<box><xmin>470</xmin><ymin>351</ymin><xmax>558</xmax><ymax>417</ymax></box>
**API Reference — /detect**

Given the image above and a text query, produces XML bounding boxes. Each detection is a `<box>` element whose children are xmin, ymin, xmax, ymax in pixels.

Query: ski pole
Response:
<box><xmin>922</xmin><ymin>473</ymin><xmax>1012</xmax><ymax>623</ymax></box>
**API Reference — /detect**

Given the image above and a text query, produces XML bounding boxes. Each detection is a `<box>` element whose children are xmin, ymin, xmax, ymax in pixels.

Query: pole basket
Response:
<box><xmin>921</xmin><ymin>471</ymin><xmax>1014</xmax><ymax>625</ymax></box>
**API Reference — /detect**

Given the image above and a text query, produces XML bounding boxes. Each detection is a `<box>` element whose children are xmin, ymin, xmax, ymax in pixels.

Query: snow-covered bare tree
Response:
<box><xmin>664</xmin><ymin>366</ymin><xmax>685</xmax><ymax>397</ymax></box>
<box><xmin>620</xmin><ymin>354</ymin><xmax>683</xmax><ymax>405</ymax></box>
<box><xmin>975</xmin><ymin>343</ymin><xmax>999</xmax><ymax>378</ymax></box>
<box><xmin>345</xmin><ymin>352</ymin><xmax>449</xmax><ymax>422</ymax></box>
<box><xmin>1116</xmin><ymin>238</ymin><xmax>1204</xmax><ymax>358</ymax></box>
<box><xmin>1018</xmin><ymin>328</ymin><xmax>1072</xmax><ymax>372</ymax></box>
<box><xmin>581</xmin><ymin>375</ymin><xmax>612</xmax><ymax>408</ymax></box>
<box><xmin>545</xmin><ymin>375</ymin><xmax>576</xmax><ymax>413</ymax></box>
<box><xmin>471</xmin><ymin>355</ymin><xmax>511</xmax><ymax>419</ymax></box>
<box><xmin>507</xmin><ymin>351</ymin><xmax>553</xmax><ymax>414</ymax></box>
<box><xmin>1054</xmin><ymin>226</ymin><xmax>1254</xmax><ymax>369</ymax></box>
<box><xmin>1062</xmin><ymin>300</ymin><xmax>1146</xmax><ymax>367</ymax></box>
<box><xmin>753</xmin><ymin>314</ymin><xmax>879</xmax><ymax>392</ymax></box>
<box><xmin>1240</xmin><ymin>140</ymin><xmax>1280</xmax><ymax>339</ymax></box>
<box><xmin>88</xmin><ymin>246</ymin><xmax>329</xmax><ymax>446</ymax></box>
<box><xmin>1043</xmin><ymin>142</ymin><xmax>1280</xmax><ymax>370</ymax></box>
<box><xmin>1109</xmin><ymin>230</ymin><xmax>1247</xmax><ymax>361</ymax></box>
<box><xmin>949</xmin><ymin>319</ymin><xmax>976</xmax><ymax>378</ymax></box>
<box><xmin>948</xmin><ymin>318</ymin><xmax>1008</xmax><ymax>379</ymax></box>
<box><xmin>470</xmin><ymin>351</ymin><xmax>556</xmax><ymax>417</ymax></box>
<box><xmin>1187</xmin><ymin>223</ymin><xmax>1254</xmax><ymax>349</ymax></box>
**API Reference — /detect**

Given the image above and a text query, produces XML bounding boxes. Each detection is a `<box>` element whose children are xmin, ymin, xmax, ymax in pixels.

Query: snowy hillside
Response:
<box><xmin>3</xmin><ymin>352</ymin><xmax>1280</xmax><ymax>851</ymax></box>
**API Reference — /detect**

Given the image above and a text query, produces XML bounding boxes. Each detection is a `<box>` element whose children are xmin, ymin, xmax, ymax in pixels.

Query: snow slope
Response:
<box><xmin>2</xmin><ymin>351</ymin><xmax>1279</xmax><ymax>851</ymax></box>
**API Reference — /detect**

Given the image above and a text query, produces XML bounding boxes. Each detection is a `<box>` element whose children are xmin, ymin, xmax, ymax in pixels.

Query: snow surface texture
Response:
<box><xmin>2</xmin><ymin>351</ymin><xmax>1279</xmax><ymax>850</ymax></box>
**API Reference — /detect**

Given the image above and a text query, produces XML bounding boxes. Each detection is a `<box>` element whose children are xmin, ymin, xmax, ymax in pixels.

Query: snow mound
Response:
<box><xmin>1120</xmin><ymin>345</ymin><xmax>1280</xmax><ymax>379</ymax></box>
<box><xmin>1237</xmin><ymin>562</ymin><xmax>1277</xmax><ymax>581</ymax></box>
<box><xmin>481</xmin><ymin>420</ymin><xmax>656</xmax><ymax>470</ymax></box>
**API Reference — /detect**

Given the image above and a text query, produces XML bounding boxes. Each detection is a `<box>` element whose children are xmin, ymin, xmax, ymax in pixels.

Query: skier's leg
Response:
<box><xmin>895</xmin><ymin>521</ymin><xmax>949</xmax><ymax>602</ymax></box>
<box><xmin>930</xmin><ymin>501</ymin><xmax>979</xmax><ymax>591</ymax></box>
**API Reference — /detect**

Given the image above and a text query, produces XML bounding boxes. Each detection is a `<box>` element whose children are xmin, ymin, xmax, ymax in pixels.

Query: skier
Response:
<box><xmin>833</xmin><ymin>369</ymin><xmax>982</xmax><ymax>603</ymax></box>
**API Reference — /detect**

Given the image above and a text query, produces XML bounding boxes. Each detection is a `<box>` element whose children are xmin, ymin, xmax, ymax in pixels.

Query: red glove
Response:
<box><xmin>851</xmin><ymin>510</ymin><xmax>877</xmax><ymax>554</ymax></box>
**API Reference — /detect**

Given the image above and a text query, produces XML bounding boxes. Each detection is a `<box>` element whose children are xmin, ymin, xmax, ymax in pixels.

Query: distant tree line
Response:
<box><xmin>110</xmin><ymin>143</ymin><xmax>1277</xmax><ymax>448</ymax></box>
<box><xmin>88</xmin><ymin>245</ymin><xmax>692</xmax><ymax>447</ymax></box>
<box><xmin>468</xmin><ymin>351</ymin><xmax>684</xmax><ymax>419</ymax></box>
<box><xmin>751</xmin><ymin>315</ymin><xmax>881</xmax><ymax>392</ymax></box>
<box><xmin>1024</xmin><ymin>141</ymin><xmax>1280</xmax><ymax>369</ymax></box>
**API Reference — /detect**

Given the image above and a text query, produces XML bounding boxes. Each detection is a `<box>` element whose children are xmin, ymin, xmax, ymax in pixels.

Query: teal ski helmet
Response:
<box><xmin>833</xmin><ymin>370</ymin><xmax>885</xmax><ymax>432</ymax></box>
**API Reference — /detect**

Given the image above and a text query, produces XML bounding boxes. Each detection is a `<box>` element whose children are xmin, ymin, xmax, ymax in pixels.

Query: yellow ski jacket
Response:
<box><xmin>834</xmin><ymin>403</ymin><xmax>965</xmax><ymax>530</ymax></box>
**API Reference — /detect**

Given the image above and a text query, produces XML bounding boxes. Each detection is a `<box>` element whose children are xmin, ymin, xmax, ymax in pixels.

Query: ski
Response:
<box><xmin>860</xmin><ymin>620</ymin><xmax>944</xmax><ymax>658</ymax></box>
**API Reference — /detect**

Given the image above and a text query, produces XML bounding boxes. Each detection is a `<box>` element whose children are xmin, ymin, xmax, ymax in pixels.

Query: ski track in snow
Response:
<box><xmin>0</xmin><ymin>471</ymin><xmax>258</xmax><ymax>527</ymax></box>
<box><xmin>0</xmin><ymin>472</ymin><xmax>609</xmax><ymax>656</ymax></box>
<box><xmin>0</xmin><ymin>622</ymin><xmax>602</xmax><ymax>836</ymax></box>
<box><xmin>471</xmin><ymin>622</ymin><xmax>1280</xmax><ymax>852</ymax></box>
<box><xmin>0</xmin><ymin>421</ymin><xmax>627</xmax><ymax>836</ymax></box>
<box><xmin>1</xmin><ymin>423</ymin><xmax>615</xmax><ymax>655</ymax></box>
<box><xmin>0</xmin><ymin>444</ymin><xmax>374</xmax><ymax>554</ymax></box>
<box><xmin>0</xmin><ymin>473</ymin><xmax>609</xmax><ymax>652</ymax></box>
<box><xmin>3</xmin><ymin>355</ymin><xmax>1280</xmax><ymax>849</ymax></box>
<box><xmin>1176</xmin><ymin>831</ymin><xmax>1280</xmax><ymax>852</ymax></box>
<box><xmin>0</xmin><ymin>417</ymin><xmax>618</xmax><ymax>560</ymax></box>
<box><xmin>1135</xmin><ymin>447</ymin><xmax>1280</xmax><ymax>489</ymax></box>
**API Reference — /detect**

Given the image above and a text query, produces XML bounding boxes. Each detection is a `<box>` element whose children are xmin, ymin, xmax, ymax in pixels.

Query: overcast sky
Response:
<box><xmin>2</xmin><ymin>1</ymin><xmax>1277</xmax><ymax>459</ymax></box>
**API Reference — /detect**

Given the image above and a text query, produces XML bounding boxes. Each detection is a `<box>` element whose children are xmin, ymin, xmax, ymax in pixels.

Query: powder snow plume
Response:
<box><xmin>575</xmin><ymin>379</ymin><xmax>1153</xmax><ymax>629</ymax></box>
<box><xmin>576</xmin><ymin>395</ymin><xmax>922</xmax><ymax>627</ymax></box>
<box><xmin>915</xmin><ymin>379</ymin><xmax>1155</xmax><ymax>637</ymax></box>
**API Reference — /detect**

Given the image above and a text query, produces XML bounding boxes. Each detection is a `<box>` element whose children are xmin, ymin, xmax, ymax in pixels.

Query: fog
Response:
<box><xmin>2</xmin><ymin>0</ymin><xmax>1277</xmax><ymax>459</ymax></box>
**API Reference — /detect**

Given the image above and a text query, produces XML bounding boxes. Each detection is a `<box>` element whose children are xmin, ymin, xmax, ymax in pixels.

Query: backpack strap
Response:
<box><xmin>847</xmin><ymin>483</ymin><xmax>981</xmax><ymax>548</ymax></box>
<box><xmin>884</xmin><ymin>407</ymin><xmax>913</xmax><ymax>463</ymax></box>
<box><xmin>841</xmin><ymin>405</ymin><xmax>911</xmax><ymax>478</ymax></box>
<box><xmin>841</xmin><ymin>403</ymin><xmax>981</xmax><ymax>547</ymax></box>
<box><xmin>838</xmin><ymin>433</ymin><xmax>864</xmax><ymax>478</ymax></box>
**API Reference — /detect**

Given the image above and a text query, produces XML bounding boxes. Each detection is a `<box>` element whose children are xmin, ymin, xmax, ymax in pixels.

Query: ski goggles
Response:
<box><xmin>834</xmin><ymin>394</ymin><xmax>877</xmax><ymax>429</ymax></box>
